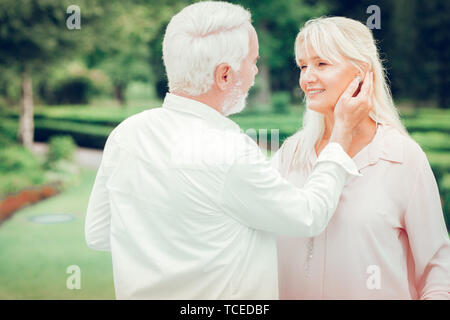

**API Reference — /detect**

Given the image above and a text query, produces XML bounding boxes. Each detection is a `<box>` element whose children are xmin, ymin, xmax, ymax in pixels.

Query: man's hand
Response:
<box><xmin>330</xmin><ymin>71</ymin><xmax>373</xmax><ymax>153</ymax></box>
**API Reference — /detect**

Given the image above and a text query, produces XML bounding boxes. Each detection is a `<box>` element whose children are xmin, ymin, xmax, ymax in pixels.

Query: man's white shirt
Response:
<box><xmin>85</xmin><ymin>93</ymin><xmax>359</xmax><ymax>299</ymax></box>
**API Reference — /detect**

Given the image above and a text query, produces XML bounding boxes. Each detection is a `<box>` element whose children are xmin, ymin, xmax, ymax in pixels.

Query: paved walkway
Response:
<box><xmin>32</xmin><ymin>142</ymin><xmax>103</xmax><ymax>170</ymax></box>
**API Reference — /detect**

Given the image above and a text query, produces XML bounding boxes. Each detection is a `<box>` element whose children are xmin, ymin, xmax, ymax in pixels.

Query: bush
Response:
<box><xmin>271</xmin><ymin>91</ymin><xmax>291</xmax><ymax>114</ymax></box>
<box><xmin>0</xmin><ymin>145</ymin><xmax>46</xmax><ymax>196</ymax></box>
<box><xmin>0</xmin><ymin>121</ymin><xmax>16</xmax><ymax>148</ymax></box>
<box><xmin>47</xmin><ymin>135</ymin><xmax>76</xmax><ymax>164</ymax></box>
<box><xmin>0</xmin><ymin>170</ymin><xmax>46</xmax><ymax>196</ymax></box>
<box><xmin>44</xmin><ymin>75</ymin><xmax>96</xmax><ymax>105</ymax></box>
<box><xmin>0</xmin><ymin>145</ymin><xmax>42</xmax><ymax>173</ymax></box>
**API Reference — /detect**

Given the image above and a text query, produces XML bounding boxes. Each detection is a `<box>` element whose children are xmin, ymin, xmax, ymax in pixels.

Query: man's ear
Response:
<box><xmin>215</xmin><ymin>63</ymin><xmax>232</xmax><ymax>91</ymax></box>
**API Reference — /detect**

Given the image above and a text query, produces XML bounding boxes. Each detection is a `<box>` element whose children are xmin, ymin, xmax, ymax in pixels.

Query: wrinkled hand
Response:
<box><xmin>330</xmin><ymin>71</ymin><xmax>373</xmax><ymax>152</ymax></box>
<box><xmin>334</xmin><ymin>71</ymin><xmax>373</xmax><ymax>132</ymax></box>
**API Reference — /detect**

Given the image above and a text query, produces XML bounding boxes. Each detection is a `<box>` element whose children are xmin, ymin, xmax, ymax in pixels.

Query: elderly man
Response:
<box><xmin>85</xmin><ymin>1</ymin><xmax>371</xmax><ymax>299</ymax></box>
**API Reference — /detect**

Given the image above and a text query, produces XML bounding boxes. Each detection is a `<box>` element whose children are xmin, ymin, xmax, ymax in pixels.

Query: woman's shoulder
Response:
<box><xmin>382</xmin><ymin>124</ymin><xmax>428</xmax><ymax>167</ymax></box>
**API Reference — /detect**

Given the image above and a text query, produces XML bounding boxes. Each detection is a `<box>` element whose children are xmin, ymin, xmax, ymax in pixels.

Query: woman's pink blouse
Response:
<box><xmin>273</xmin><ymin>124</ymin><xmax>450</xmax><ymax>299</ymax></box>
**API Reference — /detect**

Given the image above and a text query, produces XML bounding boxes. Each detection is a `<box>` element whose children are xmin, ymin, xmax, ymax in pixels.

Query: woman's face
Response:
<box><xmin>298</xmin><ymin>45</ymin><xmax>360</xmax><ymax>115</ymax></box>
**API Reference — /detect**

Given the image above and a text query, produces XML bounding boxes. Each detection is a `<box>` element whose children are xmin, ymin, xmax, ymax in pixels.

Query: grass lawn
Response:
<box><xmin>0</xmin><ymin>169</ymin><xmax>115</xmax><ymax>300</ymax></box>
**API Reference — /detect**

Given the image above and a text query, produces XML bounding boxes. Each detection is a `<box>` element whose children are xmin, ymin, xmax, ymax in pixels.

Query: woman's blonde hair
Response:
<box><xmin>283</xmin><ymin>16</ymin><xmax>407</xmax><ymax>170</ymax></box>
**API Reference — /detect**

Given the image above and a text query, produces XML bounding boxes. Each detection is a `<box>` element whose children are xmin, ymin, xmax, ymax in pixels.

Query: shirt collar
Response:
<box><xmin>162</xmin><ymin>93</ymin><xmax>241</xmax><ymax>131</ymax></box>
<box><xmin>353</xmin><ymin>122</ymin><xmax>405</xmax><ymax>171</ymax></box>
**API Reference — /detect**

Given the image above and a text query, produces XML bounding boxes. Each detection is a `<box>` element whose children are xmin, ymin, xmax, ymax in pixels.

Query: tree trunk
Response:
<box><xmin>251</xmin><ymin>21</ymin><xmax>271</xmax><ymax>111</ymax></box>
<box><xmin>114</xmin><ymin>84</ymin><xmax>125</xmax><ymax>106</ymax></box>
<box><xmin>252</xmin><ymin>59</ymin><xmax>271</xmax><ymax>111</ymax></box>
<box><xmin>18</xmin><ymin>69</ymin><xmax>34</xmax><ymax>150</ymax></box>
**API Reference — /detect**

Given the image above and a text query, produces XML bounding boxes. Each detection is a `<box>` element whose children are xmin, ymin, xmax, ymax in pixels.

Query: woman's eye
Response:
<box><xmin>318</xmin><ymin>62</ymin><xmax>327</xmax><ymax>66</ymax></box>
<box><xmin>300</xmin><ymin>65</ymin><xmax>307</xmax><ymax>70</ymax></box>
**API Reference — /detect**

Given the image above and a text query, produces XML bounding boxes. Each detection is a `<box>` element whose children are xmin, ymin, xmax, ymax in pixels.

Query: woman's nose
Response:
<box><xmin>302</xmin><ymin>67</ymin><xmax>318</xmax><ymax>83</ymax></box>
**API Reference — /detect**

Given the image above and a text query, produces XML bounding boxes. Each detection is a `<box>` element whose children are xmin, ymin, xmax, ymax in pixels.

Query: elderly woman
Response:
<box><xmin>272</xmin><ymin>16</ymin><xmax>450</xmax><ymax>299</ymax></box>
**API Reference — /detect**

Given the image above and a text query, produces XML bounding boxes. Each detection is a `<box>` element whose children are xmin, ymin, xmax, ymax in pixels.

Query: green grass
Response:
<box><xmin>0</xmin><ymin>169</ymin><xmax>115</xmax><ymax>299</ymax></box>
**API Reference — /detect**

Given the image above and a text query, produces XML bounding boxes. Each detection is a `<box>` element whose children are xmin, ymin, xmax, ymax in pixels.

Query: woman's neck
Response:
<box><xmin>317</xmin><ymin>112</ymin><xmax>377</xmax><ymax>158</ymax></box>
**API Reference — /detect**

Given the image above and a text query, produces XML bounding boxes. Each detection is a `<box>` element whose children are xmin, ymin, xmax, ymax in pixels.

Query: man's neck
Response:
<box><xmin>171</xmin><ymin>91</ymin><xmax>225</xmax><ymax>115</ymax></box>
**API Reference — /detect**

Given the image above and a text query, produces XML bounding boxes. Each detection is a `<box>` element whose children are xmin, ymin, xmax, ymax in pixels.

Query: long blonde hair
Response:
<box><xmin>283</xmin><ymin>16</ymin><xmax>407</xmax><ymax>171</ymax></box>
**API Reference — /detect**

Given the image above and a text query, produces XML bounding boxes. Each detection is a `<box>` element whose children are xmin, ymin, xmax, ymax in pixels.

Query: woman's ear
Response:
<box><xmin>215</xmin><ymin>63</ymin><xmax>232</xmax><ymax>91</ymax></box>
<box><xmin>359</xmin><ymin>62</ymin><xmax>370</xmax><ymax>78</ymax></box>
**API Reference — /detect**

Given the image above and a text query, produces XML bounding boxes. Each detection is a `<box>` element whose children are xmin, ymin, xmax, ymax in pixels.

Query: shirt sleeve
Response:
<box><xmin>404</xmin><ymin>152</ymin><xmax>450</xmax><ymax>300</ymax></box>
<box><xmin>85</xmin><ymin>130</ymin><xmax>120</xmax><ymax>251</ymax></box>
<box><xmin>270</xmin><ymin>149</ymin><xmax>280</xmax><ymax>171</ymax></box>
<box><xmin>220</xmin><ymin>136</ymin><xmax>360</xmax><ymax>237</ymax></box>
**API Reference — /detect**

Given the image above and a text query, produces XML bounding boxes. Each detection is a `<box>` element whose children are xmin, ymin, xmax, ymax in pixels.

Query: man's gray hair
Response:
<box><xmin>163</xmin><ymin>1</ymin><xmax>252</xmax><ymax>96</ymax></box>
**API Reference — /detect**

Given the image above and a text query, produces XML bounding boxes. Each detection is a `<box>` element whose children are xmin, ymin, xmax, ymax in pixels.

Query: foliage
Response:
<box><xmin>427</xmin><ymin>152</ymin><xmax>450</xmax><ymax>184</ymax></box>
<box><xmin>47</xmin><ymin>136</ymin><xmax>76</xmax><ymax>164</ymax></box>
<box><xmin>84</xmin><ymin>1</ymin><xmax>185</xmax><ymax>104</ymax></box>
<box><xmin>0</xmin><ymin>0</ymin><xmax>110</xmax><ymax>73</ymax></box>
<box><xmin>271</xmin><ymin>91</ymin><xmax>291</xmax><ymax>114</ymax></box>
<box><xmin>0</xmin><ymin>145</ymin><xmax>41</xmax><ymax>173</ymax></box>
<box><xmin>233</xmin><ymin>0</ymin><xmax>327</xmax><ymax>93</ymax></box>
<box><xmin>51</xmin><ymin>76</ymin><xmax>96</xmax><ymax>105</ymax></box>
<box><xmin>320</xmin><ymin>0</ymin><xmax>450</xmax><ymax>108</ymax></box>
<box><xmin>403</xmin><ymin>117</ymin><xmax>450</xmax><ymax>133</ymax></box>
<box><xmin>410</xmin><ymin>132</ymin><xmax>450</xmax><ymax>152</ymax></box>
<box><xmin>37</xmin><ymin>62</ymin><xmax>111</xmax><ymax>105</ymax></box>
<box><xmin>0</xmin><ymin>145</ymin><xmax>46</xmax><ymax>195</ymax></box>
<box><xmin>0</xmin><ymin>120</ymin><xmax>17</xmax><ymax>147</ymax></box>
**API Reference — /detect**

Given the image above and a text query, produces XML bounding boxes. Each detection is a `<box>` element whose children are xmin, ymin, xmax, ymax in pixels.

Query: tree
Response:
<box><xmin>233</xmin><ymin>0</ymin><xmax>327</xmax><ymax>109</ymax></box>
<box><xmin>0</xmin><ymin>0</ymin><xmax>108</xmax><ymax>149</ymax></box>
<box><xmin>320</xmin><ymin>0</ymin><xmax>450</xmax><ymax>108</ymax></box>
<box><xmin>85</xmin><ymin>2</ymin><xmax>153</xmax><ymax>106</ymax></box>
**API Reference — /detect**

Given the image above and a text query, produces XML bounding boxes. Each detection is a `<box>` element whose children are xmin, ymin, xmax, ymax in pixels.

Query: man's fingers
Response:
<box><xmin>369</xmin><ymin>71</ymin><xmax>374</xmax><ymax>97</ymax></box>
<box><xmin>359</xmin><ymin>71</ymin><xmax>371</xmax><ymax>97</ymax></box>
<box><xmin>342</xmin><ymin>76</ymin><xmax>361</xmax><ymax>99</ymax></box>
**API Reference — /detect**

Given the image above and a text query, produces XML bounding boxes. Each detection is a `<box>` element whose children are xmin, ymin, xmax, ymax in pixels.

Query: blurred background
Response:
<box><xmin>0</xmin><ymin>0</ymin><xmax>448</xmax><ymax>299</ymax></box>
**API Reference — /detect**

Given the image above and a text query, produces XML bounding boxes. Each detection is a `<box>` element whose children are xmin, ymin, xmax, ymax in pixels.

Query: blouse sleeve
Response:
<box><xmin>404</xmin><ymin>152</ymin><xmax>450</xmax><ymax>300</ymax></box>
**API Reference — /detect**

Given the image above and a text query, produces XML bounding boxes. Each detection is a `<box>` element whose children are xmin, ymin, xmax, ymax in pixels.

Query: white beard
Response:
<box><xmin>222</xmin><ymin>82</ymin><xmax>248</xmax><ymax>116</ymax></box>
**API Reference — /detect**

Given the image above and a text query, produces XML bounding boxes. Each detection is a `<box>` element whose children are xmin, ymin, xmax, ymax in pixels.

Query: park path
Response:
<box><xmin>31</xmin><ymin>142</ymin><xmax>103</xmax><ymax>170</ymax></box>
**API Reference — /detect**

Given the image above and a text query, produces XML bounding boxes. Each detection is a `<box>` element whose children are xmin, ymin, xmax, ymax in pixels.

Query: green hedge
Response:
<box><xmin>34</xmin><ymin>119</ymin><xmax>113</xmax><ymax>149</ymax></box>
<box><xmin>441</xmin><ymin>174</ymin><xmax>450</xmax><ymax>229</ymax></box>
<box><xmin>0</xmin><ymin>105</ymin><xmax>153</xmax><ymax>127</ymax></box>
<box><xmin>427</xmin><ymin>152</ymin><xmax>450</xmax><ymax>184</ymax></box>
<box><xmin>403</xmin><ymin>117</ymin><xmax>450</xmax><ymax>133</ymax></box>
<box><xmin>0</xmin><ymin>118</ymin><xmax>112</xmax><ymax>149</ymax></box>
<box><xmin>411</xmin><ymin>132</ymin><xmax>450</xmax><ymax>152</ymax></box>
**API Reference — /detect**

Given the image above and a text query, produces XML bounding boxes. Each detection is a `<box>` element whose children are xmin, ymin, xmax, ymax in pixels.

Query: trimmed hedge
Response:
<box><xmin>441</xmin><ymin>174</ymin><xmax>450</xmax><ymax>229</ymax></box>
<box><xmin>403</xmin><ymin>117</ymin><xmax>450</xmax><ymax>133</ymax></box>
<box><xmin>34</xmin><ymin>119</ymin><xmax>113</xmax><ymax>149</ymax></box>
<box><xmin>427</xmin><ymin>152</ymin><xmax>450</xmax><ymax>184</ymax></box>
<box><xmin>411</xmin><ymin>132</ymin><xmax>450</xmax><ymax>152</ymax></box>
<box><xmin>0</xmin><ymin>118</ymin><xmax>112</xmax><ymax>149</ymax></box>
